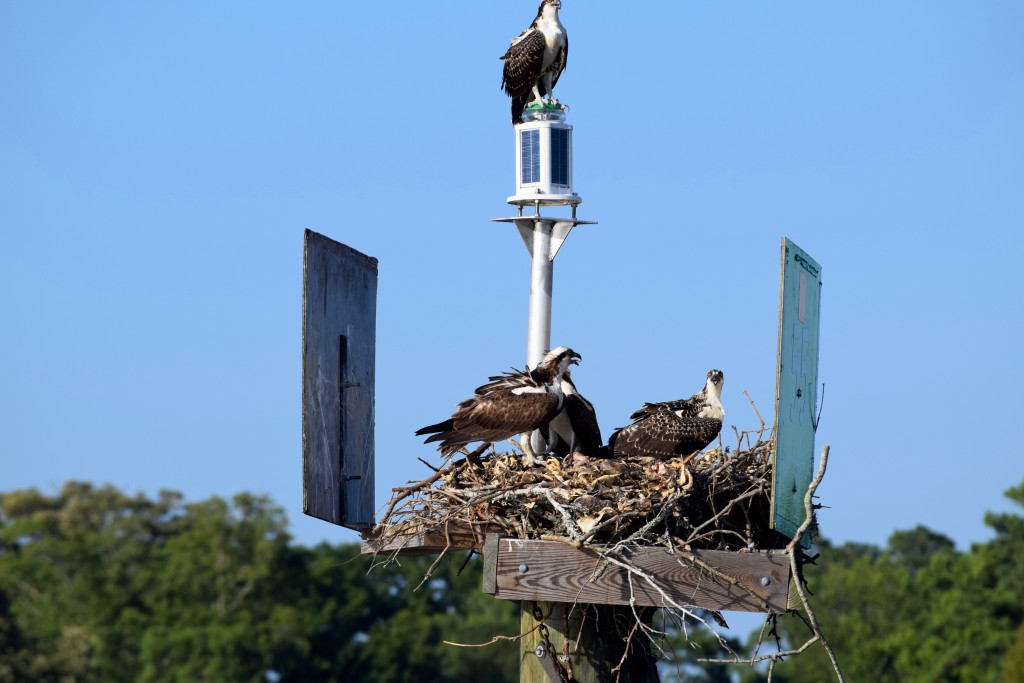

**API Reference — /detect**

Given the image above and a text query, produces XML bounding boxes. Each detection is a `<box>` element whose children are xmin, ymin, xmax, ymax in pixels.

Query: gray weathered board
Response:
<box><xmin>483</xmin><ymin>536</ymin><xmax>791</xmax><ymax>613</ymax></box>
<box><xmin>771</xmin><ymin>237</ymin><xmax>822</xmax><ymax>544</ymax></box>
<box><xmin>302</xmin><ymin>229</ymin><xmax>377</xmax><ymax>529</ymax></box>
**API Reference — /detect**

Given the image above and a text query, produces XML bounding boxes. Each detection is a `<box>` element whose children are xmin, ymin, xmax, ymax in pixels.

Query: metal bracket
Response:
<box><xmin>534</xmin><ymin>642</ymin><xmax>569</xmax><ymax>683</ymax></box>
<box><xmin>492</xmin><ymin>215</ymin><xmax>597</xmax><ymax>261</ymax></box>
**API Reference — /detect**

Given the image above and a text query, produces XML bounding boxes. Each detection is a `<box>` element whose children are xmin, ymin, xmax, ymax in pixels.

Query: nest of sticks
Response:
<box><xmin>369</xmin><ymin>408</ymin><xmax>841</xmax><ymax>680</ymax></box>
<box><xmin>374</xmin><ymin>424</ymin><xmax>800</xmax><ymax>555</ymax></box>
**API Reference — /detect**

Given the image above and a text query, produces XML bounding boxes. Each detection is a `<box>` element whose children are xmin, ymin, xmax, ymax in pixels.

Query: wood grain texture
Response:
<box><xmin>302</xmin><ymin>230</ymin><xmax>377</xmax><ymax>529</ymax></box>
<box><xmin>484</xmin><ymin>537</ymin><xmax>790</xmax><ymax>613</ymax></box>
<box><xmin>359</xmin><ymin>523</ymin><xmax>500</xmax><ymax>557</ymax></box>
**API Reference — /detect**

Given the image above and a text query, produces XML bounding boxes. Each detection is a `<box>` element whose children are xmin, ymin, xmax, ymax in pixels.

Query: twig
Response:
<box><xmin>597</xmin><ymin>551</ymin><xmax>737</xmax><ymax>657</ymax></box>
<box><xmin>744</xmin><ymin>390</ymin><xmax>766</xmax><ymax>439</ymax></box>
<box><xmin>417</xmin><ymin>457</ymin><xmax>441</xmax><ymax>473</ymax></box>
<box><xmin>375</xmin><ymin>456</ymin><xmax>466</xmax><ymax>531</ymax></box>
<box><xmin>786</xmin><ymin>445</ymin><xmax>844</xmax><ymax>681</ymax></box>
<box><xmin>444</xmin><ymin>622</ymin><xmax>544</xmax><ymax>647</ymax></box>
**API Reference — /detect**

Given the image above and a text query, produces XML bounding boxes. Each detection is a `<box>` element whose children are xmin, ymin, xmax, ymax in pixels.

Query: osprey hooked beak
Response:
<box><xmin>568</xmin><ymin>350</ymin><xmax>581</xmax><ymax>366</ymax></box>
<box><xmin>707</xmin><ymin>369</ymin><xmax>724</xmax><ymax>386</ymax></box>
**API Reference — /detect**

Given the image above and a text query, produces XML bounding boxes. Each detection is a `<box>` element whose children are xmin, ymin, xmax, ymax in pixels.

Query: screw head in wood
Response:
<box><xmin>535</xmin><ymin>644</ymin><xmax>546</xmax><ymax>658</ymax></box>
<box><xmin>761</xmin><ymin>576</ymin><xmax>772</xmax><ymax>587</ymax></box>
<box><xmin>519</xmin><ymin>563</ymin><xmax>529</xmax><ymax>573</ymax></box>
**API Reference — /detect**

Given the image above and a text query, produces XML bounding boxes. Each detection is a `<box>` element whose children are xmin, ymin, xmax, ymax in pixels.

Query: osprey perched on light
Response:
<box><xmin>501</xmin><ymin>0</ymin><xmax>569</xmax><ymax>124</ymax></box>
<box><xmin>416</xmin><ymin>346</ymin><xmax>581</xmax><ymax>457</ymax></box>
<box><xmin>608</xmin><ymin>370</ymin><xmax>725</xmax><ymax>460</ymax></box>
<box><xmin>549</xmin><ymin>370</ymin><xmax>603</xmax><ymax>457</ymax></box>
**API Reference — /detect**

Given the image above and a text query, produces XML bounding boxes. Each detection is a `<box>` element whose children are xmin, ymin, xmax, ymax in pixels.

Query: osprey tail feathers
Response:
<box><xmin>415</xmin><ymin>419</ymin><xmax>454</xmax><ymax>439</ymax></box>
<box><xmin>512</xmin><ymin>96</ymin><xmax>528</xmax><ymax>125</ymax></box>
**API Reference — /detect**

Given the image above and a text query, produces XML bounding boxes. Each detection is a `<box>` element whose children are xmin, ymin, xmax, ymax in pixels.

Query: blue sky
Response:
<box><xmin>2</xmin><ymin>1</ymin><xmax>1022</xmax><ymax>564</ymax></box>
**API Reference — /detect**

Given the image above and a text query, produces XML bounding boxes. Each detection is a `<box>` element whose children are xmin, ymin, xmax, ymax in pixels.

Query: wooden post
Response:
<box><xmin>519</xmin><ymin>601</ymin><xmax>660</xmax><ymax>683</ymax></box>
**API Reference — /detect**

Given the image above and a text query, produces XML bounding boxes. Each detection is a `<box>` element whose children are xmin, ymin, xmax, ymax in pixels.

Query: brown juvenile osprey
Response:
<box><xmin>501</xmin><ymin>0</ymin><xmax>569</xmax><ymax>124</ymax></box>
<box><xmin>416</xmin><ymin>346</ymin><xmax>581</xmax><ymax>457</ymax></box>
<box><xmin>549</xmin><ymin>370</ymin><xmax>603</xmax><ymax>457</ymax></box>
<box><xmin>607</xmin><ymin>370</ymin><xmax>725</xmax><ymax>460</ymax></box>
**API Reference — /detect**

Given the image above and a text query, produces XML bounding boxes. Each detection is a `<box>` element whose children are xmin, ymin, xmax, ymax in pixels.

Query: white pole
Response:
<box><xmin>526</xmin><ymin>219</ymin><xmax>554</xmax><ymax>456</ymax></box>
<box><xmin>526</xmin><ymin>219</ymin><xmax>553</xmax><ymax>369</ymax></box>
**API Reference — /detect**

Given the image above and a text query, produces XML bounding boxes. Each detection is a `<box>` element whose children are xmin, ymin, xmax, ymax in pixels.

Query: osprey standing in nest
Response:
<box><xmin>608</xmin><ymin>370</ymin><xmax>725</xmax><ymax>460</ymax></box>
<box><xmin>548</xmin><ymin>370</ymin><xmax>603</xmax><ymax>457</ymax></box>
<box><xmin>501</xmin><ymin>0</ymin><xmax>568</xmax><ymax>124</ymax></box>
<box><xmin>416</xmin><ymin>346</ymin><xmax>581</xmax><ymax>457</ymax></box>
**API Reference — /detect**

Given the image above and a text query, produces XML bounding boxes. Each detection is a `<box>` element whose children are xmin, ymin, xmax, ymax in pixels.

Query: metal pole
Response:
<box><xmin>526</xmin><ymin>219</ymin><xmax>553</xmax><ymax>369</ymax></box>
<box><xmin>526</xmin><ymin>219</ymin><xmax>554</xmax><ymax>456</ymax></box>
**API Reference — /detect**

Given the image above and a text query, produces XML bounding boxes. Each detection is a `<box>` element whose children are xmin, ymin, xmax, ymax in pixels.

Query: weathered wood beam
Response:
<box><xmin>360</xmin><ymin>523</ymin><xmax>503</xmax><ymax>556</ymax></box>
<box><xmin>484</xmin><ymin>536</ymin><xmax>790</xmax><ymax>614</ymax></box>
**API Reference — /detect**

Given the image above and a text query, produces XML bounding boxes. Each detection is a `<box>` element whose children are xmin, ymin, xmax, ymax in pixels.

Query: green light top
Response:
<box><xmin>521</xmin><ymin>103</ymin><xmax>568</xmax><ymax>123</ymax></box>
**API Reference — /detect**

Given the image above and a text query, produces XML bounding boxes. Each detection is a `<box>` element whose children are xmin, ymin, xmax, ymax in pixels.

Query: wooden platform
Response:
<box><xmin>362</xmin><ymin>526</ymin><xmax>791</xmax><ymax>613</ymax></box>
<box><xmin>360</xmin><ymin>522</ymin><xmax>502</xmax><ymax>556</ymax></box>
<box><xmin>483</xmin><ymin>536</ymin><xmax>790</xmax><ymax>614</ymax></box>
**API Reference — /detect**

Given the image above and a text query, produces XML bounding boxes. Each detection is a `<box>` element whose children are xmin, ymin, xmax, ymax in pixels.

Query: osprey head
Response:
<box><xmin>536</xmin><ymin>0</ymin><xmax>561</xmax><ymax>19</ymax></box>
<box><xmin>705</xmin><ymin>369</ymin><xmax>724</xmax><ymax>398</ymax></box>
<box><xmin>539</xmin><ymin>346</ymin><xmax>580</xmax><ymax>376</ymax></box>
<box><xmin>547</xmin><ymin>345</ymin><xmax>580</xmax><ymax>363</ymax></box>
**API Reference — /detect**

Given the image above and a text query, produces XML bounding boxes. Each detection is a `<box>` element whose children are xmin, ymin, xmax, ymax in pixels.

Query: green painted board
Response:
<box><xmin>771</xmin><ymin>238</ymin><xmax>822</xmax><ymax>544</ymax></box>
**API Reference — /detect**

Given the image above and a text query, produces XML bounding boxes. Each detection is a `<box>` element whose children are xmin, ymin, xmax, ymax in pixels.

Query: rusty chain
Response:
<box><xmin>532</xmin><ymin>602</ymin><xmax>571</xmax><ymax>683</ymax></box>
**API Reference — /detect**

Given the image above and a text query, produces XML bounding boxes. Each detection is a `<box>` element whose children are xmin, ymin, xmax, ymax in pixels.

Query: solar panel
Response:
<box><xmin>551</xmin><ymin>128</ymin><xmax>569</xmax><ymax>186</ymax></box>
<box><xmin>521</xmin><ymin>129</ymin><xmax>541</xmax><ymax>184</ymax></box>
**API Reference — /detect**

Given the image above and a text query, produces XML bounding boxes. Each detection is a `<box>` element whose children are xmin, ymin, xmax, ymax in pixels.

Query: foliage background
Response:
<box><xmin>2</xmin><ymin>480</ymin><xmax>1022</xmax><ymax>682</ymax></box>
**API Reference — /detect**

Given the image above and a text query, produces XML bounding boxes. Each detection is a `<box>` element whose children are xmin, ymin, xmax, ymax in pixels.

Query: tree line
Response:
<box><xmin>1</xmin><ymin>479</ymin><xmax>1021</xmax><ymax>682</ymax></box>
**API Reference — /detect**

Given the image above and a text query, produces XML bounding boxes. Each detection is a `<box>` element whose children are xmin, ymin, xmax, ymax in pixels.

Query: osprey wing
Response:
<box><xmin>501</xmin><ymin>29</ymin><xmax>546</xmax><ymax>123</ymax></box>
<box><xmin>608</xmin><ymin>414</ymin><xmax>722</xmax><ymax>460</ymax></box>
<box><xmin>501</xmin><ymin>29</ymin><xmax>545</xmax><ymax>97</ymax></box>
<box><xmin>564</xmin><ymin>392</ymin><xmax>602</xmax><ymax>455</ymax></box>
<box><xmin>627</xmin><ymin>401</ymin><xmax>670</xmax><ymax>422</ymax></box>
<box><xmin>629</xmin><ymin>390</ymin><xmax>708</xmax><ymax>421</ymax></box>
<box><xmin>480</xmin><ymin>367</ymin><xmax>537</xmax><ymax>394</ymax></box>
<box><xmin>460</xmin><ymin>389</ymin><xmax>560</xmax><ymax>434</ymax></box>
<box><xmin>547</xmin><ymin>33</ymin><xmax>567</xmax><ymax>94</ymax></box>
<box><xmin>422</xmin><ymin>388</ymin><xmax>561</xmax><ymax>457</ymax></box>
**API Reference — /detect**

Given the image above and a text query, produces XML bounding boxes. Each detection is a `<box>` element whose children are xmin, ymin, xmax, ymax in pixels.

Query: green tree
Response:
<box><xmin>660</xmin><ymin>609</ymin><xmax>742</xmax><ymax>683</ymax></box>
<box><xmin>1004</xmin><ymin>622</ymin><xmax>1024</xmax><ymax>682</ymax></box>
<box><xmin>0</xmin><ymin>482</ymin><xmax>520</xmax><ymax>683</ymax></box>
<box><xmin>6</xmin><ymin>478</ymin><xmax>1023</xmax><ymax>682</ymax></box>
<box><xmin>0</xmin><ymin>483</ymin><xmax>182</xmax><ymax>683</ymax></box>
<box><xmin>135</xmin><ymin>492</ymin><xmax>305</xmax><ymax>682</ymax></box>
<box><xmin>759</xmin><ymin>478</ymin><xmax>1024</xmax><ymax>683</ymax></box>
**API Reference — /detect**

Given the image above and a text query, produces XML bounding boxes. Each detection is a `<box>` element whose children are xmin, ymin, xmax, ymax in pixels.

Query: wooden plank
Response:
<box><xmin>302</xmin><ymin>230</ymin><xmax>377</xmax><ymax>530</ymax></box>
<box><xmin>484</xmin><ymin>537</ymin><xmax>790</xmax><ymax>613</ymax></box>
<box><xmin>772</xmin><ymin>237</ymin><xmax>823</xmax><ymax>544</ymax></box>
<box><xmin>483</xmin><ymin>534</ymin><xmax>499</xmax><ymax>594</ymax></box>
<box><xmin>359</xmin><ymin>523</ymin><xmax>503</xmax><ymax>557</ymax></box>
